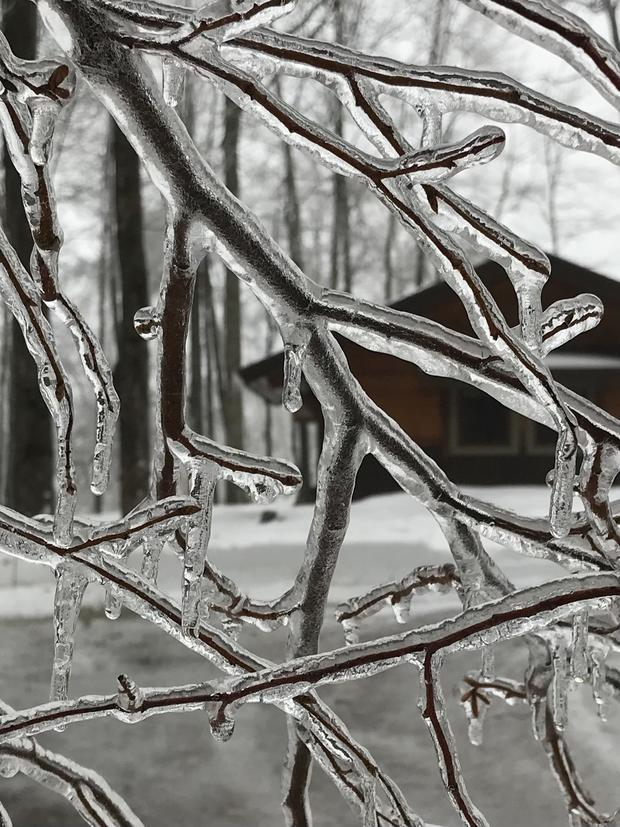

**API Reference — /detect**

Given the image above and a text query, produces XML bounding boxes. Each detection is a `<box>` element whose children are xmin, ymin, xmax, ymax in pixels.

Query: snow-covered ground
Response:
<box><xmin>0</xmin><ymin>487</ymin><xmax>571</xmax><ymax>618</ymax></box>
<box><xmin>1</xmin><ymin>487</ymin><xmax>618</xmax><ymax>827</ymax></box>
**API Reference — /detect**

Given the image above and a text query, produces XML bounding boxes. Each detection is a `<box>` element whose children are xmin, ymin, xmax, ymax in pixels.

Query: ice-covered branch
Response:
<box><xmin>335</xmin><ymin>563</ymin><xmax>460</xmax><ymax>642</ymax></box>
<box><xmin>0</xmin><ymin>699</ymin><xmax>145</xmax><ymax>827</ymax></box>
<box><xmin>120</xmin><ymin>29</ymin><xmax>587</xmax><ymax>537</ymax></box>
<box><xmin>457</xmin><ymin>0</ymin><xmax>620</xmax><ymax>112</ymax></box>
<box><xmin>459</xmin><ymin>673</ymin><xmax>612</xmax><ymax>823</ymax></box>
<box><xmin>0</xmin><ymin>35</ymin><xmax>119</xmax><ymax>497</ymax></box>
<box><xmin>0</xmin><ymin>227</ymin><xmax>76</xmax><ymax>544</ymax></box>
<box><xmin>3</xmin><ymin>575</ymin><xmax>617</xmax><ymax>738</ymax></box>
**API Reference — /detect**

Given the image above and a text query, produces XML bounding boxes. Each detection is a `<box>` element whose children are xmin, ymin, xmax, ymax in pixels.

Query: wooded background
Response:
<box><xmin>1</xmin><ymin>0</ymin><xmax>618</xmax><ymax>516</ymax></box>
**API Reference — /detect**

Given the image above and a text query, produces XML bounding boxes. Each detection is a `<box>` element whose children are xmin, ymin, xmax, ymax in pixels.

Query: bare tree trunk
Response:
<box><xmin>329</xmin><ymin>0</ymin><xmax>353</xmax><ymax>294</ymax></box>
<box><xmin>329</xmin><ymin>123</ymin><xmax>352</xmax><ymax>290</ymax></box>
<box><xmin>283</xmin><ymin>142</ymin><xmax>304</xmax><ymax>270</ymax></box>
<box><xmin>3</xmin><ymin>1</ymin><xmax>54</xmax><ymax>517</ymax></box>
<box><xmin>221</xmin><ymin>99</ymin><xmax>245</xmax><ymax>502</ymax></box>
<box><xmin>383</xmin><ymin>212</ymin><xmax>396</xmax><ymax>301</ymax></box>
<box><xmin>112</xmin><ymin>121</ymin><xmax>150</xmax><ymax>513</ymax></box>
<box><xmin>544</xmin><ymin>139</ymin><xmax>562</xmax><ymax>254</ymax></box>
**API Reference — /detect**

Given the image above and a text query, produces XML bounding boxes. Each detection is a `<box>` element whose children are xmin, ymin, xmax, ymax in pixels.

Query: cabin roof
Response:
<box><xmin>239</xmin><ymin>253</ymin><xmax>620</xmax><ymax>397</ymax></box>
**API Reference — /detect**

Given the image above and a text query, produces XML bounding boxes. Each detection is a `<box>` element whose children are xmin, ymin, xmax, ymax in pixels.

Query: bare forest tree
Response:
<box><xmin>3</xmin><ymin>2</ymin><xmax>620</xmax><ymax>827</ymax></box>
<box><xmin>2</xmin><ymin>0</ymin><xmax>53</xmax><ymax>515</ymax></box>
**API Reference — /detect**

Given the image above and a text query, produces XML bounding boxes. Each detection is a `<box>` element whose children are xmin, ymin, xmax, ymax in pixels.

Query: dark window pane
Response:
<box><xmin>456</xmin><ymin>389</ymin><xmax>512</xmax><ymax>448</ymax></box>
<box><xmin>531</xmin><ymin>422</ymin><xmax>556</xmax><ymax>449</ymax></box>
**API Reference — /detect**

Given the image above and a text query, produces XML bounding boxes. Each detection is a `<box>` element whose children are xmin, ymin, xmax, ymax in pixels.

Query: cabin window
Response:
<box><xmin>525</xmin><ymin>420</ymin><xmax>556</xmax><ymax>455</ymax></box>
<box><xmin>449</xmin><ymin>387</ymin><xmax>518</xmax><ymax>455</ymax></box>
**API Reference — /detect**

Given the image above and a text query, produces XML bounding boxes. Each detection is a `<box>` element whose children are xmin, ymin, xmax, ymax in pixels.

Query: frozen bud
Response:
<box><xmin>205</xmin><ymin>701</ymin><xmax>236</xmax><ymax>742</ymax></box>
<box><xmin>117</xmin><ymin>673</ymin><xmax>144</xmax><ymax>716</ymax></box>
<box><xmin>133</xmin><ymin>307</ymin><xmax>162</xmax><ymax>340</ymax></box>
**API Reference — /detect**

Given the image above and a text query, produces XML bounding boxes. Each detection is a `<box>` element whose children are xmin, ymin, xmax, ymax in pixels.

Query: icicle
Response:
<box><xmin>341</xmin><ymin>617</ymin><xmax>360</xmax><ymax>645</ymax></box>
<box><xmin>116</xmin><ymin>673</ymin><xmax>144</xmax><ymax>723</ymax></box>
<box><xmin>530</xmin><ymin>695</ymin><xmax>547</xmax><ymax>742</ymax></box>
<box><xmin>391</xmin><ymin>594</ymin><xmax>411</xmax><ymax>624</ymax></box>
<box><xmin>0</xmin><ymin>755</ymin><xmax>18</xmax><ymax>780</ymax></box>
<box><xmin>162</xmin><ymin>57</ymin><xmax>185</xmax><ymax>108</ymax></box>
<box><xmin>51</xmin><ymin>564</ymin><xmax>88</xmax><ymax>704</ymax></box>
<box><xmin>141</xmin><ymin>536</ymin><xmax>163</xmax><ymax>585</ymax></box>
<box><xmin>104</xmin><ymin>583</ymin><xmax>122</xmax><ymax>620</ymax></box>
<box><xmin>133</xmin><ymin>306</ymin><xmax>161</xmax><ymax>341</ymax></box>
<box><xmin>549</xmin><ymin>430</ymin><xmax>576</xmax><ymax>539</ymax></box>
<box><xmin>204</xmin><ymin>701</ymin><xmax>236</xmax><ymax>743</ymax></box>
<box><xmin>182</xmin><ymin>462</ymin><xmax>217</xmax><ymax>637</ymax></box>
<box><xmin>571</xmin><ymin>608</ymin><xmax>589</xmax><ymax>683</ymax></box>
<box><xmin>464</xmin><ymin>693</ymin><xmax>488</xmax><ymax>747</ymax></box>
<box><xmin>589</xmin><ymin>644</ymin><xmax>610</xmax><ymax>721</ymax></box>
<box><xmin>481</xmin><ymin>646</ymin><xmax>495</xmax><ymax>681</ymax></box>
<box><xmin>28</xmin><ymin>98</ymin><xmax>59</xmax><ymax>166</ymax></box>
<box><xmin>568</xmin><ymin>811</ymin><xmax>585</xmax><ymax>827</ymax></box>
<box><xmin>551</xmin><ymin>639</ymin><xmax>569</xmax><ymax>731</ymax></box>
<box><xmin>282</xmin><ymin>342</ymin><xmax>305</xmax><ymax>413</ymax></box>
<box><xmin>361</xmin><ymin>774</ymin><xmax>378</xmax><ymax>827</ymax></box>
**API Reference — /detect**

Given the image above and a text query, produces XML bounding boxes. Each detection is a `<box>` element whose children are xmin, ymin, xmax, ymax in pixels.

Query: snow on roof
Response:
<box><xmin>545</xmin><ymin>352</ymin><xmax>620</xmax><ymax>369</ymax></box>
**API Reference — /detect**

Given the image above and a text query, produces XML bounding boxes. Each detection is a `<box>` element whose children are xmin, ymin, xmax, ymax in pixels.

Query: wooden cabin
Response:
<box><xmin>240</xmin><ymin>255</ymin><xmax>620</xmax><ymax>499</ymax></box>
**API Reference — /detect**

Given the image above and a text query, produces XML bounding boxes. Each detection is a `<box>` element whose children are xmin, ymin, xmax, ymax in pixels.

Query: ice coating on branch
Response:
<box><xmin>51</xmin><ymin>297</ymin><xmax>119</xmax><ymax>495</ymax></box>
<box><xmin>28</xmin><ymin>98</ymin><xmax>60</xmax><ymax>166</ymax></box>
<box><xmin>0</xmin><ymin>802</ymin><xmax>12</xmax><ymax>827</ymax></box>
<box><xmin>540</xmin><ymin>294</ymin><xmax>604</xmax><ymax>355</ymax></box>
<box><xmin>51</xmin><ymin>564</ymin><xmax>88</xmax><ymax>703</ymax></box>
<box><xmin>549</xmin><ymin>430</ymin><xmax>577</xmax><ymax>539</ymax></box>
<box><xmin>456</xmin><ymin>0</ymin><xmax>620</xmax><ymax>112</ymax></box>
<box><xmin>341</xmin><ymin>618</ymin><xmax>360</xmax><ymax>646</ymax></box>
<box><xmin>162</xmin><ymin>57</ymin><xmax>185</xmax><ymax>108</ymax></box>
<box><xmin>336</xmin><ymin>564</ymin><xmax>458</xmax><ymax>637</ymax></box>
<box><xmin>381</xmin><ymin>126</ymin><xmax>505</xmax><ymax>183</ymax></box>
<box><xmin>0</xmin><ymin>227</ymin><xmax>76</xmax><ymax>545</ymax></box>
<box><xmin>181</xmin><ymin>462</ymin><xmax>217</xmax><ymax>637</ymax></box>
<box><xmin>282</xmin><ymin>342</ymin><xmax>305</xmax><ymax>413</ymax></box>
<box><xmin>181</xmin><ymin>0</ymin><xmax>298</xmax><ymax>44</ymax></box>
<box><xmin>169</xmin><ymin>428</ymin><xmax>301</xmax><ymax>503</ymax></box>
<box><xmin>134</xmin><ymin>306</ymin><xmax>162</xmax><ymax>340</ymax></box>
<box><xmin>571</xmin><ymin>608</ymin><xmax>589</xmax><ymax>683</ymax></box>
<box><xmin>0</xmin><ymin>54</ymin><xmax>118</xmax><ymax>499</ymax></box>
<box><xmin>29</xmin><ymin>1</ymin><xmax>620</xmax><ymax>823</ymax></box>
<box><xmin>361</xmin><ymin>774</ymin><xmax>378</xmax><ymax>827</ymax></box>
